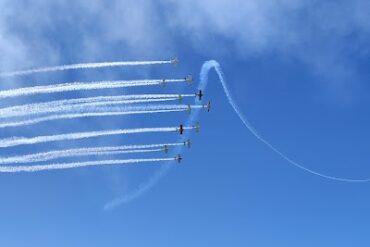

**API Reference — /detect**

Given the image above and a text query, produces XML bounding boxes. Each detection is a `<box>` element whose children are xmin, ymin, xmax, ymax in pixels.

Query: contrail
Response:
<box><xmin>0</xmin><ymin>142</ymin><xmax>184</xmax><ymax>164</ymax></box>
<box><xmin>0</xmin><ymin>109</ymin><xmax>184</xmax><ymax>128</ymax></box>
<box><xmin>0</xmin><ymin>158</ymin><xmax>175</xmax><ymax>173</ymax></box>
<box><xmin>200</xmin><ymin>60</ymin><xmax>370</xmax><ymax>182</ymax></box>
<box><xmin>0</xmin><ymin>60</ymin><xmax>173</xmax><ymax>77</ymax></box>
<box><xmin>0</xmin><ymin>126</ymin><xmax>195</xmax><ymax>148</ymax></box>
<box><xmin>0</xmin><ymin>98</ymin><xmax>180</xmax><ymax>118</ymax></box>
<box><xmin>0</xmin><ymin>148</ymin><xmax>162</xmax><ymax>164</ymax></box>
<box><xmin>0</xmin><ymin>94</ymin><xmax>195</xmax><ymax>118</ymax></box>
<box><xmin>0</xmin><ymin>79</ymin><xmax>187</xmax><ymax>99</ymax></box>
<box><xmin>0</xmin><ymin>105</ymin><xmax>204</xmax><ymax>128</ymax></box>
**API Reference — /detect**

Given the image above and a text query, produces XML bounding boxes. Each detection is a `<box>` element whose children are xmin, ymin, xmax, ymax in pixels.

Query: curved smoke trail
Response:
<box><xmin>199</xmin><ymin>60</ymin><xmax>370</xmax><ymax>183</ymax></box>
<box><xmin>105</xmin><ymin>59</ymin><xmax>370</xmax><ymax>210</ymax></box>
<box><xmin>103</xmin><ymin>106</ymin><xmax>201</xmax><ymax>208</ymax></box>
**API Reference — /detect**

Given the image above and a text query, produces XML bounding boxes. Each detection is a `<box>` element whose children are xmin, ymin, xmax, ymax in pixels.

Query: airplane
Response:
<box><xmin>187</xmin><ymin>104</ymin><xmax>192</xmax><ymax>114</ymax></box>
<box><xmin>175</xmin><ymin>154</ymin><xmax>182</xmax><ymax>163</ymax></box>
<box><xmin>163</xmin><ymin>145</ymin><xmax>169</xmax><ymax>153</ymax></box>
<box><xmin>195</xmin><ymin>90</ymin><xmax>204</xmax><ymax>100</ymax></box>
<box><xmin>178</xmin><ymin>94</ymin><xmax>183</xmax><ymax>103</ymax></box>
<box><xmin>184</xmin><ymin>75</ymin><xmax>193</xmax><ymax>83</ymax></box>
<box><xmin>204</xmin><ymin>101</ymin><xmax>211</xmax><ymax>112</ymax></box>
<box><xmin>161</xmin><ymin>79</ymin><xmax>166</xmax><ymax>87</ymax></box>
<box><xmin>193</xmin><ymin>122</ymin><xmax>200</xmax><ymax>132</ymax></box>
<box><xmin>184</xmin><ymin>139</ymin><xmax>191</xmax><ymax>148</ymax></box>
<box><xmin>171</xmin><ymin>57</ymin><xmax>179</xmax><ymax>66</ymax></box>
<box><xmin>178</xmin><ymin>124</ymin><xmax>184</xmax><ymax>134</ymax></box>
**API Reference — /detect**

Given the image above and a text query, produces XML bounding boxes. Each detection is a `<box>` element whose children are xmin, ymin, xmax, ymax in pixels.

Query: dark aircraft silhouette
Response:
<box><xmin>178</xmin><ymin>124</ymin><xmax>184</xmax><ymax>134</ymax></box>
<box><xmin>196</xmin><ymin>90</ymin><xmax>204</xmax><ymax>100</ymax></box>
<box><xmin>175</xmin><ymin>154</ymin><xmax>182</xmax><ymax>163</ymax></box>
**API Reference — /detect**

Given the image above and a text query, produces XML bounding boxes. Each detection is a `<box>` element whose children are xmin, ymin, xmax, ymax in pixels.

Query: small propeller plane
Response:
<box><xmin>178</xmin><ymin>124</ymin><xmax>184</xmax><ymax>134</ymax></box>
<box><xmin>184</xmin><ymin>139</ymin><xmax>191</xmax><ymax>148</ymax></box>
<box><xmin>178</xmin><ymin>94</ymin><xmax>183</xmax><ymax>103</ymax></box>
<box><xmin>187</xmin><ymin>104</ymin><xmax>192</xmax><ymax>114</ymax></box>
<box><xmin>196</xmin><ymin>90</ymin><xmax>204</xmax><ymax>100</ymax></box>
<box><xmin>175</xmin><ymin>154</ymin><xmax>182</xmax><ymax>163</ymax></box>
<box><xmin>163</xmin><ymin>145</ymin><xmax>169</xmax><ymax>153</ymax></box>
<box><xmin>193</xmin><ymin>122</ymin><xmax>200</xmax><ymax>132</ymax></box>
<box><xmin>184</xmin><ymin>75</ymin><xmax>193</xmax><ymax>83</ymax></box>
<box><xmin>204</xmin><ymin>101</ymin><xmax>211</xmax><ymax>112</ymax></box>
<box><xmin>171</xmin><ymin>57</ymin><xmax>179</xmax><ymax>65</ymax></box>
<box><xmin>161</xmin><ymin>79</ymin><xmax>166</xmax><ymax>87</ymax></box>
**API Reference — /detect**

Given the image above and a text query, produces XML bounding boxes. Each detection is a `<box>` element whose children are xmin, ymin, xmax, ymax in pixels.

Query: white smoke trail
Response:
<box><xmin>0</xmin><ymin>104</ymin><xmax>203</xmax><ymax>128</ymax></box>
<box><xmin>0</xmin><ymin>149</ymin><xmax>162</xmax><ymax>164</ymax></box>
<box><xmin>0</xmin><ymin>79</ymin><xmax>186</xmax><ymax>99</ymax></box>
<box><xmin>0</xmin><ymin>126</ymin><xmax>195</xmax><ymax>148</ymax></box>
<box><xmin>0</xmin><ymin>94</ymin><xmax>195</xmax><ymax>118</ymax></box>
<box><xmin>200</xmin><ymin>60</ymin><xmax>370</xmax><ymax>183</ymax></box>
<box><xmin>0</xmin><ymin>143</ymin><xmax>184</xmax><ymax>164</ymax></box>
<box><xmin>0</xmin><ymin>98</ymin><xmax>179</xmax><ymax>118</ymax></box>
<box><xmin>0</xmin><ymin>158</ymin><xmax>175</xmax><ymax>173</ymax></box>
<box><xmin>0</xmin><ymin>109</ymin><xmax>186</xmax><ymax>128</ymax></box>
<box><xmin>0</xmin><ymin>60</ymin><xmax>172</xmax><ymax>77</ymax></box>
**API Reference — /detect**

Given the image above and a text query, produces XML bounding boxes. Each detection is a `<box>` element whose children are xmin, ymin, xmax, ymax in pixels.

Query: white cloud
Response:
<box><xmin>160</xmin><ymin>0</ymin><xmax>370</xmax><ymax>102</ymax></box>
<box><xmin>0</xmin><ymin>0</ymin><xmax>174</xmax><ymax>74</ymax></box>
<box><xmin>2</xmin><ymin>0</ymin><xmax>369</xmax><ymax>75</ymax></box>
<box><xmin>162</xmin><ymin>0</ymin><xmax>370</xmax><ymax>54</ymax></box>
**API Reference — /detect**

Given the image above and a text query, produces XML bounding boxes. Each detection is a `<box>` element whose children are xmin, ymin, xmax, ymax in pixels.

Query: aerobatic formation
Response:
<box><xmin>1</xmin><ymin>57</ymin><xmax>368</xmax><ymax>186</ymax></box>
<box><xmin>0</xmin><ymin>58</ymin><xmax>211</xmax><ymax>173</ymax></box>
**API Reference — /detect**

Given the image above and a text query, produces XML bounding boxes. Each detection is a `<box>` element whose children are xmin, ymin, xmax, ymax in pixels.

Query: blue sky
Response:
<box><xmin>1</xmin><ymin>0</ymin><xmax>370</xmax><ymax>246</ymax></box>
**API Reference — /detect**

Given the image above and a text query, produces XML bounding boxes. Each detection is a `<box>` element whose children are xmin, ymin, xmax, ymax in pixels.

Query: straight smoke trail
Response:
<box><xmin>0</xmin><ymin>143</ymin><xmax>184</xmax><ymax>164</ymax></box>
<box><xmin>0</xmin><ymin>126</ymin><xmax>195</xmax><ymax>148</ymax></box>
<box><xmin>0</xmin><ymin>105</ymin><xmax>204</xmax><ymax>128</ymax></box>
<box><xmin>0</xmin><ymin>109</ymin><xmax>186</xmax><ymax>128</ymax></box>
<box><xmin>0</xmin><ymin>60</ymin><xmax>172</xmax><ymax>77</ymax></box>
<box><xmin>0</xmin><ymin>94</ymin><xmax>195</xmax><ymax>118</ymax></box>
<box><xmin>0</xmin><ymin>79</ymin><xmax>187</xmax><ymax>99</ymax></box>
<box><xmin>0</xmin><ymin>158</ymin><xmax>175</xmax><ymax>173</ymax></box>
<box><xmin>0</xmin><ymin>98</ymin><xmax>181</xmax><ymax>118</ymax></box>
<box><xmin>0</xmin><ymin>149</ymin><xmax>162</xmax><ymax>164</ymax></box>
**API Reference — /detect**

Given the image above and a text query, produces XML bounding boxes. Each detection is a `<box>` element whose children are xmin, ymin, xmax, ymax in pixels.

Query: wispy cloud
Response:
<box><xmin>2</xmin><ymin>0</ymin><xmax>369</xmax><ymax>78</ymax></box>
<box><xmin>162</xmin><ymin>0</ymin><xmax>370</xmax><ymax>100</ymax></box>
